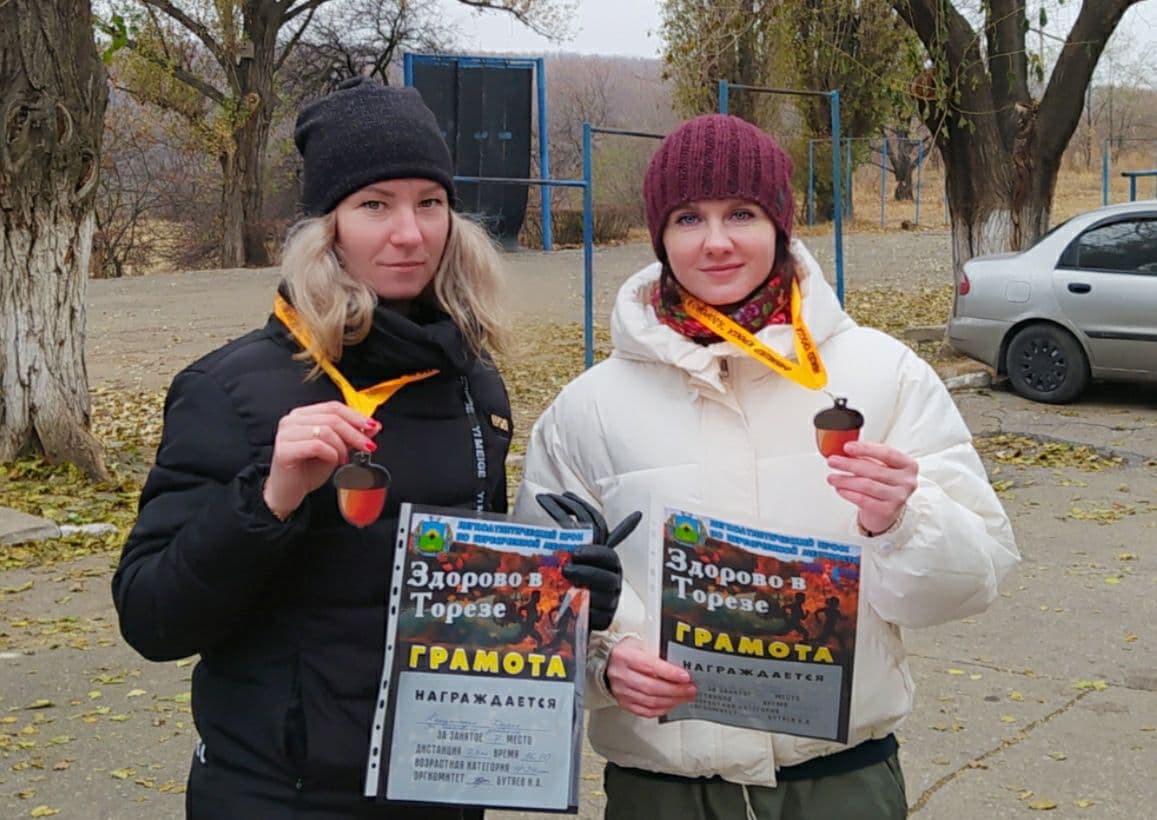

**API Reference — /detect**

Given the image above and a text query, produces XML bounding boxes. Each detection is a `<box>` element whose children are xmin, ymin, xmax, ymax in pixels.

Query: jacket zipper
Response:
<box><xmin>720</xmin><ymin>359</ymin><xmax>730</xmax><ymax>383</ymax></box>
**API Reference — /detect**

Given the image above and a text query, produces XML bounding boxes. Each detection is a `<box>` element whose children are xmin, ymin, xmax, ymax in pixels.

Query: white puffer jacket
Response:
<box><xmin>514</xmin><ymin>242</ymin><xmax>1018</xmax><ymax>786</ymax></box>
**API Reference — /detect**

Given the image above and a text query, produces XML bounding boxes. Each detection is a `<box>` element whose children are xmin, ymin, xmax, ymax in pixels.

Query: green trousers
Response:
<box><xmin>603</xmin><ymin>755</ymin><xmax>907</xmax><ymax>820</ymax></box>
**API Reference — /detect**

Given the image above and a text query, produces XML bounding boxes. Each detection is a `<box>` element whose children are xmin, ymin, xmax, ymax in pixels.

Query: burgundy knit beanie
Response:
<box><xmin>644</xmin><ymin>114</ymin><xmax>794</xmax><ymax>262</ymax></box>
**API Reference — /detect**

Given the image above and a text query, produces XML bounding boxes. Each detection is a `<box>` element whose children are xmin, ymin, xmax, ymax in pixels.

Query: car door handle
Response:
<box><xmin>1067</xmin><ymin>282</ymin><xmax>1092</xmax><ymax>294</ymax></box>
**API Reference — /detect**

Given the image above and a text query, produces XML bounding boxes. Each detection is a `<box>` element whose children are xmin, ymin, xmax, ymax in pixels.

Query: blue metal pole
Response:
<box><xmin>403</xmin><ymin>53</ymin><xmax>413</xmax><ymax>87</ymax></box>
<box><xmin>915</xmin><ymin>140</ymin><xmax>924</xmax><ymax>226</ymax></box>
<box><xmin>536</xmin><ymin>58</ymin><xmax>553</xmax><ymax>251</ymax></box>
<box><xmin>582</xmin><ymin>122</ymin><xmax>594</xmax><ymax>369</ymax></box>
<box><xmin>1102</xmin><ymin>139</ymin><xmax>1110</xmax><ymax>206</ymax></box>
<box><xmin>880</xmin><ymin>137</ymin><xmax>887</xmax><ymax>227</ymax></box>
<box><xmin>831</xmin><ymin>91</ymin><xmax>844</xmax><ymax>306</ymax></box>
<box><xmin>718</xmin><ymin>80</ymin><xmax>730</xmax><ymax>114</ymax></box>
<box><xmin>807</xmin><ymin>140</ymin><xmax>815</xmax><ymax>226</ymax></box>
<box><xmin>845</xmin><ymin>138</ymin><xmax>853</xmax><ymax>220</ymax></box>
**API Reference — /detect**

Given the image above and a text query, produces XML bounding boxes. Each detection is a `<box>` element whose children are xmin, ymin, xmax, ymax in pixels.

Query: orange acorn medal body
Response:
<box><xmin>813</xmin><ymin>397</ymin><xmax>864</xmax><ymax>457</ymax></box>
<box><xmin>334</xmin><ymin>451</ymin><xmax>391</xmax><ymax>529</ymax></box>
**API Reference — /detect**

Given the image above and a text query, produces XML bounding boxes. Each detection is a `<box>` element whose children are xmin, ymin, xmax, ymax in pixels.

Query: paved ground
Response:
<box><xmin>2</xmin><ymin>234</ymin><xmax>1155</xmax><ymax>819</ymax></box>
<box><xmin>83</xmin><ymin>230</ymin><xmax>949</xmax><ymax>391</ymax></box>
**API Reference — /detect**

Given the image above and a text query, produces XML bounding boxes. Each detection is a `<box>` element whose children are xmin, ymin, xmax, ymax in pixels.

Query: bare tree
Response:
<box><xmin>1</xmin><ymin>0</ymin><xmax>110</xmax><ymax>479</ymax></box>
<box><xmin>881</xmin><ymin>122</ymin><xmax>932</xmax><ymax>200</ymax></box>
<box><xmin>93</xmin><ymin>90</ymin><xmax>191</xmax><ymax>277</ymax></box>
<box><xmin>103</xmin><ymin>0</ymin><xmax>570</xmax><ymax>268</ymax></box>
<box><xmin>892</xmin><ymin>0</ymin><xmax>1148</xmax><ymax>278</ymax></box>
<box><xmin>287</xmin><ymin>0</ymin><xmax>454</xmax><ymax>98</ymax></box>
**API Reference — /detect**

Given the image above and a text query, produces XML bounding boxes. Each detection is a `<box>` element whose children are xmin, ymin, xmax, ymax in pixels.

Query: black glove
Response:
<box><xmin>535</xmin><ymin>492</ymin><xmax>642</xmax><ymax>631</ymax></box>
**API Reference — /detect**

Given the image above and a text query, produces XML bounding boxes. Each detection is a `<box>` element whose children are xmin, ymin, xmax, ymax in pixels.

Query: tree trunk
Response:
<box><xmin>240</xmin><ymin>110</ymin><xmax>272</xmax><ymax>266</ymax></box>
<box><xmin>217</xmin><ymin>108</ymin><xmax>273</xmax><ymax>268</ymax></box>
<box><xmin>893</xmin><ymin>162</ymin><xmax>914</xmax><ymax>200</ymax></box>
<box><xmin>941</xmin><ymin>111</ymin><xmax>1055</xmax><ymax>282</ymax></box>
<box><xmin>219</xmin><ymin>148</ymin><xmax>247</xmax><ymax>268</ymax></box>
<box><xmin>0</xmin><ymin>0</ymin><xmax>110</xmax><ymax>481</ymax></box>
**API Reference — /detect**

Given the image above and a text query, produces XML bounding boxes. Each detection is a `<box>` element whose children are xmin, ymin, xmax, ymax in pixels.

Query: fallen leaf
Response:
<box><xmin>110</xmin><ymin>768</ymin><xmax>135</xmax><ymax>780</ymax></box>
<box><xmin>30</xmin><ymin>808</ymin><xmax>60</xmax><ymax>818</ymax></box>
<box><xmin>1074</xmin><ymin>799</ymin><xmax>1095</xmax><ymax>808</ymax></box>
<box><xmin>1028</xmin><ymin>800</ymin><xmax>1058</xmax><ymax>810</ymax></box>
<box><xmin>126</xmin><ymin>689</ymin><xmax>147</xmax><ymax>698</ymax></box>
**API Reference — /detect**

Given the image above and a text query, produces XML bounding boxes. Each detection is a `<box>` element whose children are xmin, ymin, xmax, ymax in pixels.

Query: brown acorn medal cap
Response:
<box><xmin>814</xmin><ymin>397</ymin><xmax>864</xmax><ymax>431</ymax></box>
<box><xmin>814</xmin><ymin>397</ymin><xmax>864</xmax><ymax>458</ymax></box>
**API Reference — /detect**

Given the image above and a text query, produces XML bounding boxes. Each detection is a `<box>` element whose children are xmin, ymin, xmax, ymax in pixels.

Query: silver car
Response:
<box><xmin>947</xmin><ymin>200</ymin><xmax>1157</xmax><ymax>403</ymax></box>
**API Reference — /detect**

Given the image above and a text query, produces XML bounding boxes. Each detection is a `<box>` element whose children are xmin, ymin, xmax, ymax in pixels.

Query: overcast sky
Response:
<box><xmin>439</xmin><ymin>0</ymin><xmax>1157</xmax><ymax>69</ymax></box>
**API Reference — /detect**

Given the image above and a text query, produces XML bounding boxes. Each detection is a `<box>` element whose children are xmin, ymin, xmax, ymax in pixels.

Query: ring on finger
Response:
<box><xmin>311</xmin><ymin>425</ymin><xmax>321</xmax><ymax>439</ymax></box>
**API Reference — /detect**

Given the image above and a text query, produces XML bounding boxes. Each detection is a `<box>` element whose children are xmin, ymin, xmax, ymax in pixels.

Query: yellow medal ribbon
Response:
<box><xmin>679</xmin><ymin>279</ymin><xmax>828</xmax><ymax>391</ymax></box>
<box><xmin>274</xmin><ymin>294</ymin><xmax>438</xmax><ymax>417</ymax></box>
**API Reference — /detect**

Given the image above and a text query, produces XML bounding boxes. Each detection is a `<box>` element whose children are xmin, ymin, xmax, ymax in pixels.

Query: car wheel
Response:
<box><xmin>1005</xmin><ymin>323</ymin><xmax>1089</xmax><ymax>404</ymax></box>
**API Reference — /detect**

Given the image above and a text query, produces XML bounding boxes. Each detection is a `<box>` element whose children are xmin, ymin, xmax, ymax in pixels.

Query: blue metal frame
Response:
<box><xmin>1121</xmin><ymin>170</ymin><xmax>1157</xmax><ymax>202</ymax></box>
<box><xmin>580</xmin><ymin>124</ymin><xmax>668</xmax><ymax>368</ymax></box>
<box><xmin>404</xmin><ymin>53</ymin><xmax>554</xmax><ymax>250</ymax></box>
<box><xmin>1101</xmin><ymin>137</ymin><xmax>1157</xmax><ymax>205</ymax></box>
<box><xmin>719</xmin><ymin>80</ymin><xmax>844</xmax><ymax>305</ymax></box>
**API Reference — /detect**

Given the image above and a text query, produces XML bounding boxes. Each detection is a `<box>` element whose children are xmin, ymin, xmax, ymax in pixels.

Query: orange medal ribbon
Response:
<box><xmin>274</xmin><ymin>294</ymin><xmax>438</xmax><ymax>416</ymax></box>
<box><xmin>679</xmin><ymin>279</ymin><xmax>828</xmax><ymax>391</ymax></box>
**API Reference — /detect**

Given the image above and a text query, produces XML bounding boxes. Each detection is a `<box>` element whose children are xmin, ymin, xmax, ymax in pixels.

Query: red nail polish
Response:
<box><xmin>365</xmin><ymin>441</ymin><xmax>377</xmax><ymax>453</ymax></box>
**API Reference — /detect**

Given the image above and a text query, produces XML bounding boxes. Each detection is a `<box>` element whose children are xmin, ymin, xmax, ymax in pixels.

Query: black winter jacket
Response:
<box><xmin>112</xmin><ymin>299</ymin><xmax>511</xmax><ymax>795</ymax></box>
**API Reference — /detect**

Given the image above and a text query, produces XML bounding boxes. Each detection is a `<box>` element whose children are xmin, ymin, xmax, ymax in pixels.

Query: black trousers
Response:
<box><xmin>186</xmin><ymin>751</ymin><xmax>484</xmax><ymax>820</ymax></box>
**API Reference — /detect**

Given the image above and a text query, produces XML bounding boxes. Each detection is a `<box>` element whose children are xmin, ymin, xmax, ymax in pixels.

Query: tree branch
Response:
<box><xmin>1037</xmin><ymin>0</ymin><xmax>1146</xmax><ymax>160</ymax></box>
<box><xmin>455</xmin><ymin>0</ymin><xmax>560</xmax><ymax>39</ymax></box>
<box><xmin>891</xmin><ymin>0</ymin><xmax>977</xmax><ymax>70</ymax></box>
<box><xmin>138</xmin><ymin>0</ymin><xmax>235</xmax><ymax>88</ymax></box>
<box><xmin>892</xmin><ymin>0</ymin><xmax>992</xmax><ymax>145</ymax></box>
<box><xmin>122</xmin><ymin>37</ymin><xmax>229</xmax><ymax>107</ymax></box>
<box><xmin>285</xmin><ymin>0</ymin><xmax>332</xmax><ymax>24</ymax></box>
<box><xmin>276</xmin><ymin>2</ymin><xmax>324</xmax><ymax>72</ymax></box>
<box><xmin>987</xmin><ymin>0</ymin><xmax>1030</xmax><ymax>152</ymax></box>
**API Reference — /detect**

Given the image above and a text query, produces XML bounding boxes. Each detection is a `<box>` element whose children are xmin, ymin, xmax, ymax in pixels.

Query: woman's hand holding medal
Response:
<box><xmin>263</xmin><ymin>401</ymin><xmax>381</xmax><ymax>521</ymax></box>
<box><xmin>825</xmin><ymin>440</ymin><xmax>918</xmax><ymax>536</ymax></box>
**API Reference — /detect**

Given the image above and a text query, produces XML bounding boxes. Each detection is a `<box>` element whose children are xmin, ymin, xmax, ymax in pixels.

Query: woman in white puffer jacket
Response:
<box><xmin>514</xmin><ymin>114</ymin><xmax>1018</xmax><ymax>820</ymax></box>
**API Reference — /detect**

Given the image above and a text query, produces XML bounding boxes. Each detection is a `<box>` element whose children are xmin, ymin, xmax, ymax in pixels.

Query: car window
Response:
<box><xmin>1075</xmin><ymin>218</ymin><xmax>1157</xmax><ymax>273</ymax></box>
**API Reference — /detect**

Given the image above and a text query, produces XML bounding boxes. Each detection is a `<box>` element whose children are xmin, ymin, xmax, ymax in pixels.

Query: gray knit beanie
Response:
<box><xmin>294</xmin><ymin>78</ymin><xmax>456</xmax><ymax>216</ymax></box>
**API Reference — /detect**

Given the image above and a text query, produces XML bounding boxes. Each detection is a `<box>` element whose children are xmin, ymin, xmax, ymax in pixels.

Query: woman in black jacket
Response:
<box><xmin>112</xmin><ymin>79</ymin><xmax>607</xmax><ymax>819</ymax></box>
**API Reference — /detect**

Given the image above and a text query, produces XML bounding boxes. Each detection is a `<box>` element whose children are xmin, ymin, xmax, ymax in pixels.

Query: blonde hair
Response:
<box><xmin>279</xmin><ymin>210</ymin><xmax>509</xmax><ymax>367</ymax></box>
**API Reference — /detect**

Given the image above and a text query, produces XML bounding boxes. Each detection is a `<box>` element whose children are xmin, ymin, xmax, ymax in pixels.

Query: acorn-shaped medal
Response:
<box><xmin>814</xmin><ymin>397</ymin><xmax>864</xmax><ymax>458</ymax></box>
<box><xmin>333</xmin><ymin>451</ymin><xmax>391</xmax><ymax>528</ymax></box>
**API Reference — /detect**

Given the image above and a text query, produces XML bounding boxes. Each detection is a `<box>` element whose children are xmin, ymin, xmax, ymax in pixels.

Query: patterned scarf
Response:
<box><xmin>651</xmin><ymin>266</ymin><xmax>791</xmax><ymax>343</ymax></box>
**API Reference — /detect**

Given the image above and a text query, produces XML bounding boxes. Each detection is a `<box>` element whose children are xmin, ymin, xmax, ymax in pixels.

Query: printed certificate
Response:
<box><xmin>365</xmin><ymin>504</ymin><xmax>591</xmax><ymax>813</ymax></box>
<box><xmin>648</xmin><ymin>505</ymin><xmax>864</xmax><ymax>743</ymax></box>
